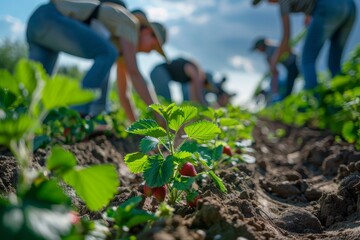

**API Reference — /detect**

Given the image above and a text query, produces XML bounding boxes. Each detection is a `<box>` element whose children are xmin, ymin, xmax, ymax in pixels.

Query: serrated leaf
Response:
<box><xmin>140</xmin><ymin>136</ymin><xmax>159</xmax><ymax>153</ymax></box>
<box><xmin>0</xmin><ymin>114</ymin><xmax>36</xmax><ymax>145</ymax></box>
<box><xmin>184</xmin><ymin>120</ymin><xmax>220</xmax><ymax>141</ymax></box>
<box><xmin>0</xmin><ymin>70</ymin><xmax>20</xmax><ymax>95</ymax></box>
<box><xmin>173</xmin><ymin>177</ymin><xmax>195</xmax><ymax>191</ymax></box>
<box><xmin>124</xmin><ymin>152</ymin><xmax>148</xmax><ymax>173</ymax></box>
<box><xmin>208</xmin><ymin>171</ymin><xmax>227</xmax><ymax>192</ymax></box>
<box><xmin>42</xmin><ymin>75</ymin><xmax>97</xmax><ymax>110</ymax></box>
<box><xmin>219</xmin><ymin>117</ymin><xmax>239</xmax><ymax>126</ymax></box>
<box><xmin>169</xmin><ymin>106</ymin><xmax>198</xmax><ymax>131</ymax></box>
<box><xmin>178</xmin><ymin>141</ymin><xmax>198</xmax><ymax>152</ymax></box>
<box><xmin>126</xmin><ymin>211</ymin><xmax>157</xmax><ymax>228</ymax></box>
<box><xmin>46</xmin><ymin>146</ymin><xmax>77</xmax><ymax>174</ymax></box>
<box><xmin>144</xmin><ymin>155</ymin><xmax>173</xmax><ymax>187</ymax></box>
<box><xmin>62</xmin><ymin>164</ymin><xmax>119</xmax><ymax>211</ymax></box>
<box><xmin>127</xmin><ymin>119</ymin><xmax>166</xmax><ymax>138</ymax></box>
<box><xmin>342</xmin><ymin>121</ymin><xmax>356</xmax><ymax>143</ymax></box>
<box><xmin>150</xmin><ymin>103</ymin><xmax>178</xmax><ymax>121</ymax></box>
<box><xmin>14</xmin><ymin>59</ymin><xmax>45</xmax><ymax>97</ymax></box>
<box><xmin>173</xmin><ymin>151</ymin><xmax>193</xmax><ymax>160</ymax></box>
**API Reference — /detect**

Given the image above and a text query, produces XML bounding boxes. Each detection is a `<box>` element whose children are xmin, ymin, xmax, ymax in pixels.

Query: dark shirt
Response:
<box><xmin>161</xmin><ymin>58</ymin><xmax>196</xmax><ymax>83</ymax></box>
<box><xmin>279</xmin><ymin>0</ymin><xmax>316</xmax><ymax>16</ymax></box>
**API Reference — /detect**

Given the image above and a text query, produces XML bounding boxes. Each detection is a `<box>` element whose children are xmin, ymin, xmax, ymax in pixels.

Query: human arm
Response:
<box><xmin>304</xmin><ymin>15</ymin><xmax>312</xmax><ymax>26</ymax></box>
<box><xmin>118</xmin><ymin>37</ymin><xmax>166</xmax><ymax>126</ymax></box>
<box><xmin>270</xmin><ymin>14</ymin><xmax>291</xmax><ymax>74</ymax></box>
<box><xmin>116</xmin><ymin>57</ymin><xmax>137</xmax><ymax>122</ymax></box>
<box><xmin>184</xmin><ymin>63</ymin><xmax>208</xmax><ymax>106</ymax></box>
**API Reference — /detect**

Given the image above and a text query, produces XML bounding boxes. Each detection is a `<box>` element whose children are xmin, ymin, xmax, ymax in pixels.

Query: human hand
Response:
<box><xmin>304</xmin><ymin>15</ymin><xmax>312</xmax><ymax>26</ymax></box>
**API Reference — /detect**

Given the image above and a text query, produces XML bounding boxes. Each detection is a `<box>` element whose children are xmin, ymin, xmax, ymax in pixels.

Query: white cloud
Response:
<box><xmin>169</xmin><ymin>25</ymin><xmax>180</xmax><ymax>36</ymax></box>
<box><xmin>228</xmin><ymin>55</ymin><xmax>254</xmax><ymax>73</ymax></box>
<box><xmin>0</xmin><ymin>15</ymin><xmax>25</xmax><ymax>40</ymax></box>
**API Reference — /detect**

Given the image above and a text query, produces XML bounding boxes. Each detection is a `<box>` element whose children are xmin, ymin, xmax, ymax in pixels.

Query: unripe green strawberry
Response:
<box><xmin>222</xmin><ymin>145</ymin><xmax>233</xmax><ymax>157</ymax></box>
<box><xmin>143</xmin><ymin>184</ymin><xmax>153</xmax><ymax>197</ymax></box>
<box><xmin>179</xmin><ymin>162</ymin><xmax>197</xmax><ymax>177</ymax></box>
<box><xmin>153</xmin><ymin>185</ymin><xmax>167</xmax><ymax>202</ymax></box>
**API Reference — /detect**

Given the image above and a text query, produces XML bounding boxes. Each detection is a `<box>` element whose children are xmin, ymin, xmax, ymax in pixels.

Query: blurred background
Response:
<box><xmin>1</xmin><ymin>0</ymin><xmax>359</xmax><ymax>106</ymax></box>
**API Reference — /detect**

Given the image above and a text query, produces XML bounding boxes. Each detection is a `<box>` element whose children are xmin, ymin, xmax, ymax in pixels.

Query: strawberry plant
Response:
<box><xmin>124</xmin><ymin>103</ymin><xmax>227</xmax><ymax>206</ymax></box>
<box><xmin>0</xmin><ymin>59</ymin><xmax>120</xmax><ymax>239</ymax></box>
<box><xmin>104</xmin><ymin>196</ymin><xmax>157</xmax><ymax>239</ymax></box>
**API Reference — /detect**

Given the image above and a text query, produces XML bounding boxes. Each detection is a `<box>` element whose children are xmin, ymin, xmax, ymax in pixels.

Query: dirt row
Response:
<box><xmin>1</xmin><ymin>119</ymin><xmax>360</xmax><ymax>239</ymax></box>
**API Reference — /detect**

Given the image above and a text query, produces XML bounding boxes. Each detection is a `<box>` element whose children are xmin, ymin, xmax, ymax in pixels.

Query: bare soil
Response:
<box><xmin>1</xmin><ymin>119</ymin><xmax>360</xmax><ymax>240</ymax></box>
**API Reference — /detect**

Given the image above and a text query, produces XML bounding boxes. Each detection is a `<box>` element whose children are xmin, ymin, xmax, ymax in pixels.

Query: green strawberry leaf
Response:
<box><xmin>62</xmin><ymin>164</ymin><xmax>119</xmax><ymax>211</ymax></box>
<box><xmin>42</xmin><ymin>75</ymin><xmax>97</xmax><ymax>110</ymax></box>
<box><xmin>46</xmin><ymin>146</ymin><xmax>77</xmax><ymax>174</ymax></box>
<box><xmin>184</xmin><ymin>120</ymin><xmax>221</xmax><ymax>141</ymax></box>
<box><xmin>127</xmin><ymin>119</ymin><xmax>167</xmax><ymax>138</ymax></box>
<box><xmin>208</xmin><ymin>171</ymin><xmax>227</xmax><ymax>193</ymax></box>
<box><xmin>124</xmin><ymin>152</ymin><xmax>148</xmax><ymax>173</ymax></box>
<box><xmin>140</xmin><ymin>136</ymin><xmax>159</xmax><ymax>153</ymax></box>
<box><xmin>169</xmin><ymin>105</ymin><xmax>198</xmax><ymax>132</ymax></box>
<box><xmin>144</xmin><ymin>155</ymin><xmax>173</xmax><ymax>187</ymax></box>
<box><xmin>173</xmin><ymin>177</ymin><xmax>195</xmax><ymax>191</ymax></box>
<box><xmin>219</xmin><ymin>117</ymin><xmax>239</xmax><ymax>127</ymax></box>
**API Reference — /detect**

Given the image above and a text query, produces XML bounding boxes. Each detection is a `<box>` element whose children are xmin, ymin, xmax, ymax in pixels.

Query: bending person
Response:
<box><xmin>252</xmin><ymin>0</ymin><xmax>356</xmax><ymax>90</ymax></box>
<box><xmin>27</xmin><ymin>0</ymin><xmax>167</xmax><ymax>121</ymax></box>
<box><xmin>251</xmin><ymin>37</ymin><xmax>298</xmax><ymax>103</ymax></box>
<box><xmin>150</xmin><ymin>57</ymin><xmax>209</xmax><ymax>106</ymax></box>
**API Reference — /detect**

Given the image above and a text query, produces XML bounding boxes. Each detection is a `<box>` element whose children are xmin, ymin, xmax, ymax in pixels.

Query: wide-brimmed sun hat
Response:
<box><xmin>131</xmin><ymin>9</ymin><xmax>168</xmax><ymax>61</ymax></box>
<box><xmin>100</xmin><ymin>0</ymin><xmax>127</xmax><ymax>8</ymax></box>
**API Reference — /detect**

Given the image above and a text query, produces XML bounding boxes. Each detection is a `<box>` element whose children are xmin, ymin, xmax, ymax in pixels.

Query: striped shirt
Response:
<box><xmin>51</xmin><ymin>0</ymin><xmax>139</xmax><ymax>46</ymax></box>
<box><xmin>278</xmin><ymin>0</ymin><xmax>316</xmax><ymax>16</ymax></box>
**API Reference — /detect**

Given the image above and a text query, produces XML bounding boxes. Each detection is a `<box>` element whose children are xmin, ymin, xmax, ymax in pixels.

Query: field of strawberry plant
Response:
<box><xmin>0</xmin><ymin>45</ymin><xmax>360</xmax><ymax>240</ymax></box>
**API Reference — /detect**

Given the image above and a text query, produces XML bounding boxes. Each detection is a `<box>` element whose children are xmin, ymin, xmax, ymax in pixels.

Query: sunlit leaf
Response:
<box><xmin>42</xmin><ymin>75</ymin><xmax>97</xmax><ymax>110</ymax></box>
<box><xmin>184</xmin><ymin>120</ymin><xmax>220</xmax><ymax>141</ymax></box>
<box><xmin>124</xmin><ymin>152</ymin><xmax>148</xmax><ymax>173</ymax></box>
<box><xmin>169</xmin><ymin>105</ymin><xmax>198</xmax><ymax>132</ymax></box>
<box><xmin>127</xmin><ymin>119</ymin><xmax>166</xmax><ymax>137</ymax></box>
<box><xmin>46</xmin><ymin>146</ymin><xmax>77</xmax><ymax>174</ymax></box>
<box><xmin>140</xmin><ymin>136</ymin><xmax>159</xmax><ymax>153</ymax></box>
<box><xmin>208</xmin><ymin>171</ymin><xmax>227</xmax><ymax>193</ymax></box>
<box><xmin>62</xmin><ymin>164</ymin><xmax>119</xmax><ymax>211</ymax></box>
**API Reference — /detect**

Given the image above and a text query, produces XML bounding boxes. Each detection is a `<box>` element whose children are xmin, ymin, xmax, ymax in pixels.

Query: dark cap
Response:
<box><xmin>251</xmin><ymin>37</ymin><xmax>266</xmax><ymax>51</ymax></box>
<box><xmin>252</xmin><ymin>0</ymin><xmax>263</xmax><ymax>6</ymax></box>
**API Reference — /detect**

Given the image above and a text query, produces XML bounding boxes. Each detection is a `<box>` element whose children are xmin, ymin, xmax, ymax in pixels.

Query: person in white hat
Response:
<box><xmin>27</xmin><ymin>0</ymin><xmax>167</xmax><ymax>122</ymax></box>
<box><xmin>252</xmin><ymin>0</ymin><xmax>356</xmax><ymax>90</ymax></box>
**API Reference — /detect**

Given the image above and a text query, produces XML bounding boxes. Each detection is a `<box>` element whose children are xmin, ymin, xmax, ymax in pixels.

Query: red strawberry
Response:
<box><xmin>143</xmin><ymin>184</ymin><xmax>153</xmax><ymax>197</ymax></box>
<box><xmin>187</xmin><ymin>194</ymin><xmax>201</xmax><ymax>208</ymax></box>
<box><xmin>153</xmin><ymin>185</ymin><xmax>167</xmax><ymax>202</ymax></box>
<box><xmin>223</xmin><ymin>145</ymin><xmax>233</xmax><ymax>157</ymax></box>
<box><xmin>179</xmin><ymin>162</ymin><xmax>197</xmax><ymax>177</ymax></box>
<box><xmin>64</xmin><ymin>127</ymin><xmax>71</xmax><ymax>137</ymax></box>
<box><xmin>69</xmin><ymin>211</ymin><xmax>80</xmax><ymax>224</ymax></box>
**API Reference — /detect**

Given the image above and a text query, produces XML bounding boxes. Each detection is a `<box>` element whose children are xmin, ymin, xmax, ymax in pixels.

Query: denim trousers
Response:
<box><xmin>302</xmin><ymin>0</ymin><xmax>356</xmax><ymax>89</ymax></box>
<box><xmin>150</xmin><ymin>65</ymin><xmax>190</xmax><ymax>102</ymax></box>
<box><xmin>284</xmin><ymin>60</ymin><xmax>299</xmax><ymax>98</ymax></box>
<box><xmin>26</xmin><ymin>3</ymin><xmax>118</xmax><ymax>116</ymax></box>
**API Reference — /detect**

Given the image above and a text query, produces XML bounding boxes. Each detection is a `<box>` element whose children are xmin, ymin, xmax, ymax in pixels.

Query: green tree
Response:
<box><xmin>0</xmin><ymin>38</ymin><xmax>27</xmax><ymax>73</ymax></box>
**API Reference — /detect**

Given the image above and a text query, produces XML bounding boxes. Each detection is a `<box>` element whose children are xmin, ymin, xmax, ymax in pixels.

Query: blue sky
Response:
<box><xmin>0</xmin><ymin>0</ymin><xmax>359</xmax><ymax>105</ymax></box>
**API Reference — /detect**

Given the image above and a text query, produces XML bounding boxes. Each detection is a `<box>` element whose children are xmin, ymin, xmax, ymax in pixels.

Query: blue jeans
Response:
<box><xmin>26</xmin><ymin>3</ymin><xmax>117</xmax><ymax>116</ymax></box>
<box><xmin>150</xmin><ymin>64</ymin><xmax>190</xmax><ymax>102</ymax></box>
<box><xmin>302</xmin><ymin>0</ymin><xmax>356</xmax><ymax>89</ymax></box>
